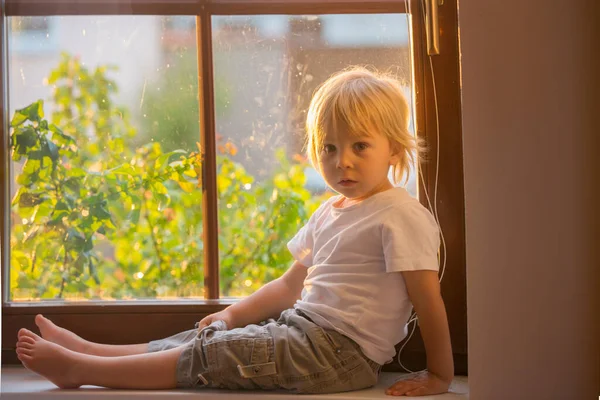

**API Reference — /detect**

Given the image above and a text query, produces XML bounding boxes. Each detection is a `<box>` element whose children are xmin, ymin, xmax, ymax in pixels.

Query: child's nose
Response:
<box><xmin>336</xmin><ymin>150</ymin><xmax>353</xmax><ymax>169</ymax></box>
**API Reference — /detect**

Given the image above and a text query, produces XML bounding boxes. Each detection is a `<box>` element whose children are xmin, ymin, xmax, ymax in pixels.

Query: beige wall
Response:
<box><xmin>458</xmin><ymin>1</ymin><xmax>599</xmax><ymax>399</ymax></box>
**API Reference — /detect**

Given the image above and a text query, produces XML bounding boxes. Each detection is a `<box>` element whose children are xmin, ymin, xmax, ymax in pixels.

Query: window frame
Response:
<box><xmin>1</xmin><ymin>0</ymin><xmax>466</xmax><ymax>374</ymax></box>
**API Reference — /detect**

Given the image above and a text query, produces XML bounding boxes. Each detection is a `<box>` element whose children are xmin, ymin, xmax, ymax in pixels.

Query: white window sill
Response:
<box><xmin>1</xmin><ymin>367</ymin><xmax>468</xmax><ymax>399</ymax></box>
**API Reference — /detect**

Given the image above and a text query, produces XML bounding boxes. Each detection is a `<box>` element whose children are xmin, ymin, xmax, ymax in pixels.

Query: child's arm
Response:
<box><xmin>197</xmin><ymin>260</ymin><xmax>307</xmax><ymax>330</ymax></box>
<box><xmin>386</xmin><ymin>270</ymin><xmax>454</xmax><ymax>397</ymax></box>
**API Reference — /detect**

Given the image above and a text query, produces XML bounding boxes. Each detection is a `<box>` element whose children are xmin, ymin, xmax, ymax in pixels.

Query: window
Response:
<box><xmin>1</xmin><ymin>0</ymin><xmax>466</xmax><ymax>374</ymax></box>
<box><xmin>8</xmin><ymin>16</ymin><xmax>201</xmax><ymax>301</ymax></box>
<box><xmin>211</xmin><ymin>14</ymin><xmax>416</xmax><ymax>297</ymax></box>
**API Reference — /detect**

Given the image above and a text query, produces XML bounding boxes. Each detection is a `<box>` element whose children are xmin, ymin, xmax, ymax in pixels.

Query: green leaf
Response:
<box><xmin>33</xmin><ymin>202</ymin><xmax>54</xmax><ymax>223</ymax></box>
<box><xmin>63</xmin><ymin>178</ymin><xmax>81</xmax><ymax>193</ymax></box>
<box><xmin>155</xmin><ymin>150</ymin><xmax>187</xmax><ymax>172</ymax></box>
<box><xmin>64</xmin><ymin>193</ymin><xmax>78</xmax><ymax>209</ymax></box>
<box><xmin>104</xmin><ymin>163</ymin><xmax>136</xmax><ymax>178</ymax></box>
<box><xmin>106</xmin><ymin>191</ymin><xmax>122</xmax><ymax>202</ymax></box>
<box><xmin>79</xmin><ymin>216</ymin><xmax>94</xmax><ymax>231</ymax></box>
<box><xmin>10</xmin><ymin>111</ymin><xmax>28</xmax><ymax>127</ymax></box>
<box><xmin>91</xmin><ymin>220</ymin><xmax>103</xmax><ymax>233</ymax></box>
<box><xmin>68</xmin><ymin>168</ymin><xmax>87</xmax><ymax>178</ymax></box>
<box><xmin>49</xmin><ymin>124</ymin><xmax>75</xmax><ymax>145</ymax></box>
<box><xmin>56</xmin><ymin>201</ymin><xmax>70</xmax><ymax>211</ymax></box>
<box><xmin>82</xmin><ymin>193</ymin><xmax>104</xmax><ymax>207</ymax></box>
<box><xmin>14</xmin><ymin>100</ymin><xmax>44</xmax><ymax>124</ymax></box>
<box><xmin>65</xmin><ymin>228</ymin><xmax>86</xmax><ymax>252</ymax></box>
<box><xmin>171</xmin><ymin>171</ymin><xmax>196</xmax><ymax>193</ymax></box>
<box><xmin>11</xmin><ymin>251</ymin><xmax>31</xmax><ymax>271</ymax></box>
<box><xmin>176</xmin><ymin>180</ymin><xmax>196</xmax><ymax>193</ymax></box>
<box><xmin>83</xmin><ymin>238</ymin><xmax>94</xmax><ymax>252</ymax></box>
<box><xmin>19</xmin><ymin>193</ymin><xmax>44</xmax><ymax>208</ymax></box>
<box><xmin>151</xmin><ymin>181</ymin><xmax>168</xmax><ymax>195</ymax></box>
<box><xmin>103</xmin><ymin>218</ymin><xmax>117</xmax><ymax>230</ymax></box>
<box><xmin>13</xmin><ymin>126</ymin><xmax>38</xmax><ymax>154</ymax></box>
<box><xmin>49</xmin><ymin>210</ymin><xmax>69</xmax><ymax>224</ymax></box>
<box><xmin>42</xmin><ymin>139</ymin><xmax>59</xmax><ymax>162</ymax></box>
<box><xmin>183</xmin><ymin>168</ymin><xmax>197</xmax><ymax>178</ymax></box>
<box><xmin>90</xmin><ymin>203</ymin><xmax>111</xmax><ymax>220</ymax></box>
<box><xmin>74</xmin><ymin>253</ymin><xmax>88</xmax><ymax>273</ymax></box>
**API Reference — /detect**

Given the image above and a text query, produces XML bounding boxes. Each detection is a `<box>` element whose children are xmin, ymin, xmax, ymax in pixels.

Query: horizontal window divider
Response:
<box><xmin>5</xmin><ymin>0</ymin><xmax>205</xmax><ymax>16</ymax></box>
<box><xmin>206</xmin><ymin>0</ymin><xmax>406</xmax><ymax>15</ymax></box>
<box><xmin>5</xmin><ymin>0</ymin><xmax>406</xmax><ymax>16</ymax></box>
<box><xmin>2</xmin><ymin>300</ymin><xmax>238</xmax><ymax>314</ymax></box>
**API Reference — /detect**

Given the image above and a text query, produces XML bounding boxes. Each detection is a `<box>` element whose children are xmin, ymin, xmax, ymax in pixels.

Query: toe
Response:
<box><xmin>35</xmin><ymin>314</ymin><xmax>49</xmax><ymax>324</ymax></box>
<box><xmin>21</xmin><ymin>329</ymin><xmax>41</xmax><ymax>341</ymax></box>
<box><xmin>18</xmin><ymin>340</ymin><xmax>35</xmax><ymax>349</ymax></box>
<box><xmin>19</xmin><ymin>336</ymin><xmax>36</xmax><ymax>345</ymax></box>
<box><xmin>16</xmin><ymin>347</ymin><xmax>33</xmax><ymax>356</ymax></box>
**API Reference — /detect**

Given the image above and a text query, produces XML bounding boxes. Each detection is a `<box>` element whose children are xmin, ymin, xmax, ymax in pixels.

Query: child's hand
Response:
<box><xmin>385</xmin><ymin>370</ymin><xmax>451</xmax><ymax>396</ymax></box>
<box><xmin>197</xmin><ymin>309</ymin><xmax>234</xmax><ymax>331</ymax></box>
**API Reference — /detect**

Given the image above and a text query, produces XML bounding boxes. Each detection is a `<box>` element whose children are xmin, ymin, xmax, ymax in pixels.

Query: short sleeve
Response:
<box><xmin>287</xmin><ymin>201</ymin><xmax>329</xmax><ymax>267</ymax></box>
<box><xmin>382</xmin><ymin>202</ymin><xmax>440</xmax><ymax>272</ymax></box>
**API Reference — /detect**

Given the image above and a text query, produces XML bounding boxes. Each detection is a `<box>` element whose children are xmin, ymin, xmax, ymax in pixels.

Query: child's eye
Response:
<box><xmin>354</xmin><ymin>142</ymin><xmax>369</xmax><ymax>151</ymax></box>
<box><xmin>323</xmin><ymin>144</ymin><xmax>336</xmax><ymax>153</ymax></box>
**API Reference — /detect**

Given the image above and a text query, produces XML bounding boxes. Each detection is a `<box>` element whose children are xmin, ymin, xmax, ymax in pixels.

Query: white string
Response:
<box><xmin>396</xmin><ymin>0</ymin><xmax>446</xmax><ymax>373</ymax></box>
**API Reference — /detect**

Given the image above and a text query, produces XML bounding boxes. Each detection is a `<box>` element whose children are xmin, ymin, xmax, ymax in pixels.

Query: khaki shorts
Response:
<box><xmin>147</xmin><ymin>308</ymin><xmax>381</xmax><ymax>394</ymax></box>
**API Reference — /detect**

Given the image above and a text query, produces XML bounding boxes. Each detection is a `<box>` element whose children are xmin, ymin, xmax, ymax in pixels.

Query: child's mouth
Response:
<box><xmin>338</xmin><ymin>180</ymin><xmax>357</xmax><ymax>186</ymax></box>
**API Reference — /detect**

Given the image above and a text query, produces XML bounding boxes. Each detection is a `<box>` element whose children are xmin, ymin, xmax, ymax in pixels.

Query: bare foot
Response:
<box><xmin>33</xmin><ymin>314</ymin><xmax>89</xmax><ymax>354</ymax></box>
<box><xmin>16</xmin><ymin>329</ymin><xmax>81</xmax><ymax>389</ymax></box>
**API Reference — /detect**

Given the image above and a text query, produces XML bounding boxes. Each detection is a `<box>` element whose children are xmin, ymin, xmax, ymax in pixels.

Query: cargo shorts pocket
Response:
<box><xmin>313</xmin><ymin>326</ymin><xmax>352</xmax><ymax>357</ymax></box>
<box><xmin>319</xmin><ymin>328</ymin><xmax>344</xmax><ymax>352</ymax></box>
<box><xmin>237</xmin><ymin>361</ymin><xmax>277</xmax><ymax>378</ymax></box>
<box><xmin>236</xmin><ymin>336</ymin><xmax>278</xmax><ymax>389</ymax></box>
<box><xmin>204</xmin><ymin>329</ymin><xmax>278</xmax><ymax>390</ymax></box>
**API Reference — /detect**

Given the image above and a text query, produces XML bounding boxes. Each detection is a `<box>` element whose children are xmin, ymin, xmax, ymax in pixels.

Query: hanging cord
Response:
<box><xmin>396</xmin><ymin>0</ymin><xmax>446</xmax><ymax>373</ymax></box>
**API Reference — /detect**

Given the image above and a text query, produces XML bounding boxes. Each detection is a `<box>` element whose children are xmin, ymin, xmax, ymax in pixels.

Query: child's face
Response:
<box><xmin>318</xmin><ymin>126</ymin><xmax>399</xmax><ymax>201</ymax></box>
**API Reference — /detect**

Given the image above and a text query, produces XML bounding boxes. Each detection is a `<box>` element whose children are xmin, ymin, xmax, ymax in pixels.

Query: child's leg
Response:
<box><xmin>30</xmin><ymin>314</ymin><xmax>148</xmax><ymax>357</ymax></box>
<box><xmin>16</xmin><ymin>329</ymin><xmax>185</xmax><ymax>389</ymax></box>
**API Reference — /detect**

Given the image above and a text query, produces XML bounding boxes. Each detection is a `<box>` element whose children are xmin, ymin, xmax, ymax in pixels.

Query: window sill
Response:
<box><xmin>1</xmin><ymin>367</ymin><xmax>468</xmax><ymax>399</ymax></box>
<box><xmin>3</xmin><ymin>299</ymin><xmax>238</xmax><ymax>314</ymax></box>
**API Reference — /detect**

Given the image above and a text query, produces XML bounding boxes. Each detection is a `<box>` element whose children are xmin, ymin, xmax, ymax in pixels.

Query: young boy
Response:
<box><xmin>16</xmin><ymin>67</ymin><xmax>453</xmax><ymax>396</ymax></box>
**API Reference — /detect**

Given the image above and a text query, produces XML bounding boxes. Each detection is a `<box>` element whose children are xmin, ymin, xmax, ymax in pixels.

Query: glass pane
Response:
<box><xmin>212</xmin><ymin>14</ymin><xmax>416</xmax><ymax>297</ymax></box>
<box><xmin>7</xmin><ymin>16</ymin><xmax>203</xmax><ymax>301</ymax></box>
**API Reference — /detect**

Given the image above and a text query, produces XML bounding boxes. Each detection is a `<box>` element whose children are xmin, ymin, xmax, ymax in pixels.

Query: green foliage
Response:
<box><xmin>9</xmin><ymin>53</ymin><xmax>325</xmax><ymax>300</ymax></box>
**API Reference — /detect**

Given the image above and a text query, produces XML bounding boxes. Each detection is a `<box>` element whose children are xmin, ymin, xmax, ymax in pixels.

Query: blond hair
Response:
<box><xmin>305</xmin><ymin>67</ymin><xmax>425</xmax><ymax>185</ymax></box>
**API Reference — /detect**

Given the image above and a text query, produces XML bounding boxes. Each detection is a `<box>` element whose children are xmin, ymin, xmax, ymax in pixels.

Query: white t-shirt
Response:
<box><xmin>287</xmin><ymin>187</ymin><xmax>440</xmax><ymax>365</ymax></box>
